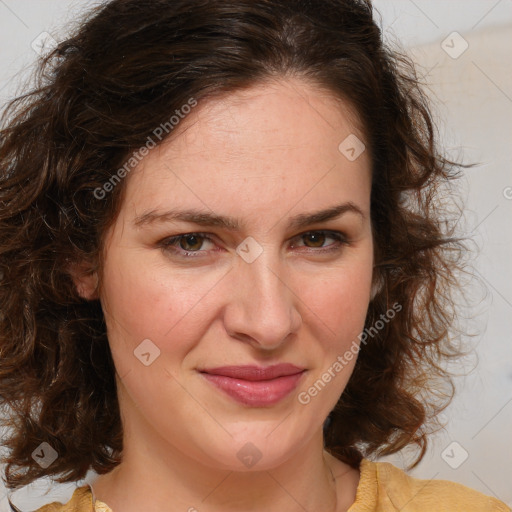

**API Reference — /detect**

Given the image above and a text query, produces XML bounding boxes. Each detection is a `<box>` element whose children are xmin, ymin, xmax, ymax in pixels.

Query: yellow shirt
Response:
<box><xmin>33</xmin><ymin>458</ymin><xmax>510</xmax><ymax>511</ymax></box>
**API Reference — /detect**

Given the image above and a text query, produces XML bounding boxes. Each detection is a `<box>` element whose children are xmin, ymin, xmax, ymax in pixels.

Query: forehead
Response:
<box><xmin>118</xmin><ymin>78</ymin><xmax>371</xmax><ymax>225</ymax></box>
<box><xmin>169</xmin><ymin>77</ymin><xmax>365</xmax><ymax>158</ymax></box>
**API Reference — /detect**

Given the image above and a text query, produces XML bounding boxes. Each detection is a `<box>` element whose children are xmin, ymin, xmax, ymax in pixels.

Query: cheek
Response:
<box><xmin>301</xmin><ymin>261</ymin><xmax>373</xmax><ymax>346</ymax></box>
<box><xmin>99</xmin><ymin>248</ymin><xmax>227</xmax><ymax>370</ymax></box>
<box><xmin>295</xmin><ymin>264</ymin><xmax>372</xmax><ymax>409</ymax></box>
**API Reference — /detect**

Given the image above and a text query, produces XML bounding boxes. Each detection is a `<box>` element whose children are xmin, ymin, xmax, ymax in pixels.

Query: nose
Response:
<box><xmin>223</xmin><ymin>249</ymin><xmax>302</xmax><ymax>351</ymax></box>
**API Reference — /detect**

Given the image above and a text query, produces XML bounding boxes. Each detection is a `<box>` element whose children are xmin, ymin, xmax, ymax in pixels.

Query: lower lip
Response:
<box><xmin>201</xmin><ymin>371</ymin><xmax>305</xmax><ymax>407</ymax></box>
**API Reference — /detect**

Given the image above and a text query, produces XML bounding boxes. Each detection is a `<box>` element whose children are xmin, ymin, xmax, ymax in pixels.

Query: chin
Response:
<box><xmin>194</xmin><ymin>426</ymin><xmax>309</xmax><ymax>472</ymax></box>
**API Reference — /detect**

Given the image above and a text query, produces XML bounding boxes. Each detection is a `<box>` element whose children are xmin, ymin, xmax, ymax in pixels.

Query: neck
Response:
<box><xmin>90</xmin><ymin>388</ymin><xmax>359</xmax><ymax>512</ymax></box>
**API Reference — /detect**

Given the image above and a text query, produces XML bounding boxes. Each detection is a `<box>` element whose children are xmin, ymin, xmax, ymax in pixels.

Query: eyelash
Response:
<box><xmin>159</xmin><ymin>230</ymin><xmax>349</xmax><ymax>259</ymax></box>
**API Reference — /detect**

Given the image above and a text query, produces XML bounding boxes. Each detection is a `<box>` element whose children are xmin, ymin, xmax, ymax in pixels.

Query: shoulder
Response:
<box><xmin>33</xmin><ymin>484</ymin><xmax>112</xmax><ymax>512</ymax></box>
<box><xmin>33</xmin><ymin>485</ymin><xmax>91</xmax><ymax>512</ymax></box>
<box><xmin>351</xmin><ymin>458</ymin><xmax>511</xmax><ymax>512</ymax></box>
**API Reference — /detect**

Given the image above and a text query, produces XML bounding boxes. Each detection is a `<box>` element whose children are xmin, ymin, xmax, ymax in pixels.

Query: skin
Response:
<box><xmin>75</xmin><ymin>77</ymin><xmax>374</xmax><ymax>512</ymax></box>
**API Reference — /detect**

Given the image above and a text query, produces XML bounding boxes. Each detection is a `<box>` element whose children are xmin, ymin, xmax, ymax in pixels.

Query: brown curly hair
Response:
<box><xmin>0</xmin><ymin>0</ymin><xmax>469</xmax><ymax>491</ymax></box>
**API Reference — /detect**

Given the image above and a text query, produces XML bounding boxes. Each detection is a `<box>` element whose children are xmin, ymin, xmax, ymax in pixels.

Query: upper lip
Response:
<box><xmin>200</xmin><ymin>364</ymin><xmax>305</xmax><ymax>381</ymax></box>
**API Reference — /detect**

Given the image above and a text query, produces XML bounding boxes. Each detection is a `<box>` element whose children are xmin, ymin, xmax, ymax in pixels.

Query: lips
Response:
<box><xmin>199</xmin><ymin>364</ymin><xmax>306</xmax><ymax>407</ymax></box>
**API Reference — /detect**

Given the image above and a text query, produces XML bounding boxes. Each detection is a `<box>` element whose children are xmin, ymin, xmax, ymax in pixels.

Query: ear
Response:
<box><xmin>67</xmin><ymin>261</ymin><xmax>99</xmax><ymax>300</ymax></box>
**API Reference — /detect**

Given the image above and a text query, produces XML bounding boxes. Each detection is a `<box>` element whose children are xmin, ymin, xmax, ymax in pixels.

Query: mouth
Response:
<box><xmin>199</xmin><ymin>364</ymin><xmax>306</xmax><ymax>407</ymax></box>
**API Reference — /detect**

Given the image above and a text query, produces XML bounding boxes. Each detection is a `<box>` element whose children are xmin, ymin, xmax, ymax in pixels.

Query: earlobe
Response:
<box><xmin>68</xmin><ymin>261</ymin><xmax>99</xmax><ymax>300</ymax></box>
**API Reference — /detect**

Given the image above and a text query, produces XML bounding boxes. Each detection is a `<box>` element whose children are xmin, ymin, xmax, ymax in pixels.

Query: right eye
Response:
<box><xmin>159</xmin><ymin>232</ymin><xmax>218</xmax><ymax>258</ymax></box>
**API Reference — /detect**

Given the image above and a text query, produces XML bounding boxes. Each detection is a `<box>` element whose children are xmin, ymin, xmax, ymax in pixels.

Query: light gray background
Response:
<box><xmin>1</xmin><ymin>1</ymin><xmax>511</xmax><ymax>509</ymax></box>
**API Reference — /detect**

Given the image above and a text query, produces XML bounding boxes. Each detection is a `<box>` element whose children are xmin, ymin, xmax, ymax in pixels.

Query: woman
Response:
<box><xmin>0</xmin><ymin>0</ymin><xmax>509</xmax><ymax>511</ymax></box>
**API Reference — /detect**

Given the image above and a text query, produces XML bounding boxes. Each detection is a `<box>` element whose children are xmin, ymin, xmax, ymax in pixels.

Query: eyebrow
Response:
<box><xmin>133</xmin><ymin>201</ymin><xmax>365</xmax><ymax>232</ymax></box>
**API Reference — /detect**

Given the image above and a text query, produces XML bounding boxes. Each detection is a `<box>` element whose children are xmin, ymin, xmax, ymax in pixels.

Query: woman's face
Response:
<box><xmin>91</xmin><ymin>78</ymin><xmax>374</xmax><ymax>471</ymax></box>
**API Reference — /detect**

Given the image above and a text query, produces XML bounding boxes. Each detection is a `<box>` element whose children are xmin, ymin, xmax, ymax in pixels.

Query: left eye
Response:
<box><xmin>292</xmin><ymin>231</ymin><xmax>346</xmax><ymax>249</ymax></box>
<box><xmin>160</xmin><ymin>230</ymin><xmax>347</xmax><ymax>258</ymax></box>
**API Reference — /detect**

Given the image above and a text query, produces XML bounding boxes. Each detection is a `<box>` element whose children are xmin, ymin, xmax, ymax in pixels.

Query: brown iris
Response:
<box><xmin>179</xmin><ymin>235</ymin><xmax>204</xmax><ymax>251</ymax></box>
<box><xmin>301</xmin><ymin>232</ymin><xmax>326</xmax><ymax>248</ymax></box>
